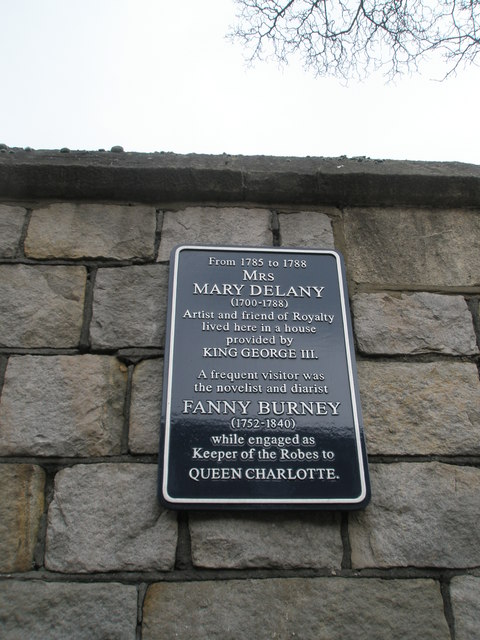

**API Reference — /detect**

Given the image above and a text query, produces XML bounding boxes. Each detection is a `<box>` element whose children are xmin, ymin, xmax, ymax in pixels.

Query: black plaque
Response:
<box><xmin>158</xmin><ymin>246</ymin><xmax>370</xmax><ymax>509</ymax></box>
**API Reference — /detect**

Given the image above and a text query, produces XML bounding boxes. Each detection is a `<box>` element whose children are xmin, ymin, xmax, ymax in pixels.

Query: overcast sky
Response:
<box><xmin>2</xmin><ymin>0</ymin><xmax>479</xmax><ymax>164</ymax></box>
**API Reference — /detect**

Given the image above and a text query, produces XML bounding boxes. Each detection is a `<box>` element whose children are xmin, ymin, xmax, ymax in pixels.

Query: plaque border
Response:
<box><xmin>160</xmin><ymin>245</ymin><xmax>369</xmax><ymax>507</ymax></box>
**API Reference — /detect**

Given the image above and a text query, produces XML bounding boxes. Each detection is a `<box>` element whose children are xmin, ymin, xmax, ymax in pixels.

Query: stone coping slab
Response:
<box><xmin>1</xmin><ymin>149</ymin><xmax>479</xmax><ymax>206</ymax></box>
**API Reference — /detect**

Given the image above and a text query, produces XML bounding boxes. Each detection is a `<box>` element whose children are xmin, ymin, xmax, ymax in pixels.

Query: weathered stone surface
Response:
<box><xmin>350</xmin><ymin>463</ymin><xmax>480</xmax><ymax>568</ymax></box>
<box><xmin>2</xmin><ymin>150</ymin><xmax>480</xmax><ymax>207</ymax></box>
<box><xmin>189</xmin><ymin>511</ymin><xmax>342</xmax><ymax>569</ymax></box>
<box><xmin>143</xmin><ymin>578</ymin><xmax>449</xmax><ymax>639</ymax></box>
<box><xmin>129</xmin><ymin>358</ymin><xmax>163</xmax><ymax>454</ymax></box>
<box><xmin>450</xmin><ymin>576</ymin><xmax>480</xmax><ymax>640</ymax></box>
<box><xmin>0</xmin><ymin>264</ymin><xmax>86</xmax><ymax>347</ymax></box>
<box><xmin>0</xmin><ymin>355</ymin><xmax>127</xmax><ymax>456</ymax></box>
<box><xmin>45</xmin><ymin>463</ymin><xmax>177</xmax><ymax>572</ymax></box>
<box><xmin>0</xmin><ymin>204</ymin><xmax>26</xmax><ymax>257</ymax></box>
<box><xmin>157</xmin><ymin>207</ymin><xmax>272</xmax><ymax>261</ymax></box>
<box><xmin>468</xmin><ymin>296</ymin><xmax>480</xmax><ymax>334</ymax></box>
<box><xmin>353</xmin><ymin>292</ymin><xmax>478</xmax><ymax>355</ymax></box>
<box><xmin>278</xmin><ymin>210</ymin><xmax>336</xmax><ymax>248</ymax></box>
<box><xmin>344</xmin><ymin>207</ymin><xmax>480</xmax><ymax>288</ymax></box>
<box><xmin>0</xmin><ymin>464</ymin><xmax>45</xmax><ymax>572</ymax></box>
<box><xmin>357</xmin><ymin>361</ymin><xmax>480</xmax><ymax>455</ymax></box>
<box><xmin>25</xmin><ymin>202</ymin><xmax>156</xmax><ymax>259</ymax></box>
<box><xmin>90</xmin><ymin>264</ymin><xmax>168</xmax><ymax>348</ymax></box>
<box><xmin>0</xmin><ymin>581</ymin><xmax>137</xmax><ymax>639</ymax></box>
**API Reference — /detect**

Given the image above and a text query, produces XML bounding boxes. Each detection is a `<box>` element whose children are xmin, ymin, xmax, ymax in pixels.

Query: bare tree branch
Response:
<box><xmin>229</xmin><ymin>0</ymin><xmax>480</xmax><ymax>80</ymax></box>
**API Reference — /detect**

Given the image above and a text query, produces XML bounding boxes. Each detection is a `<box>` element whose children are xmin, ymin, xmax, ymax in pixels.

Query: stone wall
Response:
<box><xmin>1</xmin><ymin>149</ymin><xmax>480</xmax><ymax>639</ymax></box>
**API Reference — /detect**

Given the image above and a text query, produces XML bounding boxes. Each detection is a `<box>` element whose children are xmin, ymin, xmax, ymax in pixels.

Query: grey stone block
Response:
<box><xmin>0</xmin><ymin>204</ymin><xmax>26</xmax><ymax>257</ymax></box>
<box><xmin>0</xmin><ymin>464</ymin><xmax>45</xmax><ymax>572</ymax></box>
<box><xmin>143</xmin><ymin>578</ymin><xmax>449</xmax><ymax>639</ymax></box>
<box><xmin>0</xmin><ymin>355</ymin><xmax>127</xmax><ymax>456</ymax></box>
<box><xmin>450</xmin><ymin>576</ymin><xmax>480</xmax><ymax>640</ymax></box>
<box><xmin>25</xmin><ymin>202</ymin><xmax>156</xmax><ymax>259</ymax></box>
<box><xmin>157</xmin><ymin>207</ymin><xmax>272</xmax><ymax>261</ymax></box>
<box><xmin>278</xmin><ymin>210</ymin><xmax>336</xmax><ymax>248</ymax></box>
<box><xmin>90</xmin><ymin>264</ymin><xmax>169</xmax><ymax>348</ymax></box>
<box><xmin>0</xmin><ymin>264</ymin><xmax>86</xmax><ymax>347</ymax></box>
<box><xmin>189</xmin><ymin>511</ymin><xmax>342</xmax><ymax>569</ymax></box>
<box><xmin>0</xmin><ymin>581</ymin><xmax>137</xmax><ymax>639</ymax></box>
<box><xmin>129</xmin><ymin>358</ymin><xmax>163</xmax><ymax>454</ymax></box>
<box><xmin>344</xmin><ymin>207</ymin><xmax>480</xmax><ymax>288</ymax></box>
<box><xmin>350</xmin><ymin>463</ymin><xmax>480</xmax><ymax>568</ymax></box>
<box><xmin>45</xmin><ymin>463</ymin><xmax>177</xmax><ymax>572</ymax></box>
<box><xmin>353</xmin><ymin>292</ymin><xmax>478</xmax><ymax>355</ymax></box>
<box><xmin>358</xmin><ymin>361</ymin><xmax>480</xmax><ymax>456</ymax></box>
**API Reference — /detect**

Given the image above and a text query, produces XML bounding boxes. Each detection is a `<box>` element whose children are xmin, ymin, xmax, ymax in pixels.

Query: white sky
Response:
<box><xmin>1</xmin><ymin>0</ymin><xmax>479</xmax><ymax>164</ymax></box>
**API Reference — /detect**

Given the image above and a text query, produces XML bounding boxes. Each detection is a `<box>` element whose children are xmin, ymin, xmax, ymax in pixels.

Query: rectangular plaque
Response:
<box><xmin>158</xmin><ymin>246</ymin><xmax>370</xmax><ymax>509</ymax></box>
